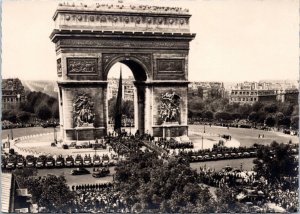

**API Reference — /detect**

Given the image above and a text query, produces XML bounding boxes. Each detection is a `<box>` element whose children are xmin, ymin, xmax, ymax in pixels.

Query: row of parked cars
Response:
<box><xmin>1</xmin><ymin>153</ymin><xmax>117</xmax><ymax>170</ymax></box>
<box><xmin>188</xmin><ymin>150</ymin><xmax>258</xmax><ymax>162</ymax></box>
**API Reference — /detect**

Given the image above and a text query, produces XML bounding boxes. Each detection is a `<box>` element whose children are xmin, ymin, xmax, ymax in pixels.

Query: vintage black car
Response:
<box><xmin>71</xmin><ymin>167</ymin><xmax>90</xmax><ymax>175</ymax></box>
<box><xmin>36</xmin><ymin>155</ymin><xmax>47</xmax><ymax>168</ymax></box>
<box><xmin>93</xmin><ymin>155</ymin><xmax>101</xmax><ymax>167</ymax></box>
<box><xmin>74</xmin><ymin>155</ymin><xmax>83</xmax><ymax>167</ymax></box>
<box><xmin>45</xmin><ymin>156</ymin><xmax>55</xmax><ymax>167</ymax></box>
<box><xmin>83</xmin><ymin>155</ymin><xmax>92</xmax><ymax>166</ymax></box>
<box><xmin>1</xmin><ymin>155</ymin><xmax>7</xmax><ymax>169</ymax></box>
<box><xmin>26</xmin><ymin>155</ymin><xmax>36</xmax><ymax>167</ymax></box>
<box><xmin>102</xmin><ymin>155</ymin><xmax>110</xmax><ymax>166</ymax></box>
<box><xmin>55</xmin><ymin>155</ymin><xmax>65</xmax><ymax>167</ymax></box>
<box><xmin>65</xmin><ymin>155</ymin><xmax>74</xmax><ymax>167</ymax></box>
<box><xmin>6</xmin><ymin>155</ymin><xmax>16</xmax><ymax>169</ymax></box>
<box><xmin>16</xmin><ymin>155</ymin><xmax>26</xmax><ymax>169</ymax></box>
<box><xmin>92</xmin><ymin>167</ymin><xmax>110</xmax><ymax>178</ymax></box>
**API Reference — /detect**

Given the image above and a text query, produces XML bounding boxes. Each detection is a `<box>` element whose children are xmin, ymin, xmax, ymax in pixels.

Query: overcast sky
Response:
<box><xmin>2</xmin><ymin>0</ymin><xmax>299</xmax><ymax>82</ymax></box>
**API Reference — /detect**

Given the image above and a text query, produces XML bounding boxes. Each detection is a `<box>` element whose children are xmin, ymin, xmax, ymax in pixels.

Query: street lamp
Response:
<box><xmin>129</xmin><ymin>117</ymin><xmax>132</xmax><ymax>135</ymax></box>
<box><xmin>204</xmin><ymin>124</ymin><xmax>206</xmax><ymax>133</ymax></box>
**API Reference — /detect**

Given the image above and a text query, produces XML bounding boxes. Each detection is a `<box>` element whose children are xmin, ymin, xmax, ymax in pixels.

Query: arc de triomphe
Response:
<box><xmin>50</xmin><ymin>3</ymin><xmax>195</xmax><ymax>143</ymax></box>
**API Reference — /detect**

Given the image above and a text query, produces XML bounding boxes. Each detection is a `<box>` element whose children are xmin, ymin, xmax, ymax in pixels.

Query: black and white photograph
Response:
<box><xmin>1</xmin><ymin>0</ymin><xmax>299</xmax><ymax>213</ymax></box>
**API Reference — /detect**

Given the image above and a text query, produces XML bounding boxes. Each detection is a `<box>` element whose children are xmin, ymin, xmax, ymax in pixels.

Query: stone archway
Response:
<box><xmin>105</xmin><ymin>57</ymin><xmax>148</xmax><ymax>135</ymax></box>
<box><xmin>50</xmin><ymin>3</ymin><xmax>195</xmax><ymax>143</ymax></box>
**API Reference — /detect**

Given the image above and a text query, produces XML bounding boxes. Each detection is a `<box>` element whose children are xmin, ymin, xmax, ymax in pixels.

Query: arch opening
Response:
<box><xmin>106</xmin><ymin>60</ymin><xmax>147</xmax><ymax>135</ymax></box>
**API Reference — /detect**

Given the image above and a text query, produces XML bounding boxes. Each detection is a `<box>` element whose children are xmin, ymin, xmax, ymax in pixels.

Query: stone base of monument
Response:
<box><xmin>152</xmin><ymin>122</ymin><xmax>188</xmax><ymax>138</ymax></box>
<box><xmin>63</xmin><ymin>126</ymin><xmax>106</xmax><ymax>143</ymax></box>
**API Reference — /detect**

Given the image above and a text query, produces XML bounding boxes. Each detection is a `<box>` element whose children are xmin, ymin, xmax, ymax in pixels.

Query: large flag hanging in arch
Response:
<box><xmin>114</xmin><ymin>66</ymin><xmax>122</xmax><ymax>133</ymax></box>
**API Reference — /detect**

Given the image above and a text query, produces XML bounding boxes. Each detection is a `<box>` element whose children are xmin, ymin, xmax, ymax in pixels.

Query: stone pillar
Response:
<box><xmin>134</xmin><ymin>87</ymin><xmax>138</xmax><ymax>133</ymax></box>
<box><xmin>144</xmin><ymin>85</ymin><xmax>152</xmax><ymax>135</ymax></box>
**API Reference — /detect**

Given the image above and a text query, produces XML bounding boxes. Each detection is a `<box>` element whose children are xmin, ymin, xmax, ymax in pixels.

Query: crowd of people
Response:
<box><xmin>154</xmin><ymin>139</ymin><xmax>194</xmax><ymax>150</ymax></box>
<box><xmin>198</xmin><ymin>166</ymin><xmax>257</xmax><ymax>188</ymax></box>
<box><xmin>70</xmin><ymin>186</ymin><xmax>131</xmax><ymax>213</ymax></box>
<box><xmin>265</xmin><ymin>178</ymin><xmax>298</xmax><ymax>212</ymax></box>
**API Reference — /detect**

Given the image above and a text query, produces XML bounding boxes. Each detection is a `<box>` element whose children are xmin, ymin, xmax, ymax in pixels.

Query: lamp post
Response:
<box><xmin>53</xmin><ymin>126</ymin><xmax>57</xmax><ymax>143</ymax></box>
<box><xmin>129</xmin><ymin>117</ymin><xmax>132</xmax><ymax>135</ymax></box>
<box><xmin>204</xmin><ymin>124</ymin><xmax>206</xmax><ymax>133</ymax></box>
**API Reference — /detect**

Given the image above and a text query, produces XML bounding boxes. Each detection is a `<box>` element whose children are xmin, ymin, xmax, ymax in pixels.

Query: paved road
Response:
<box><xmin>37</xmin><ymin>166</ymin><xmax>115</xmax><ymax>187</ymax></box>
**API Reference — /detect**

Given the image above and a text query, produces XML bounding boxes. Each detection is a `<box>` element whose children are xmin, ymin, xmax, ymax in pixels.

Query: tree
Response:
<box><xmin>2</xmin><ymin>110</ymin><xmax>17</xmax><ymax>123</ymax></box>
<box><xmin>265</xmin><ymin>116</ymin><xmax>276</xmax><ymax>127</ymax></box>
<box><xmin>214</xmin><ymin>111</ymin><xmax>232</xmax><ymax>121</ymax></box>
<box><xmin>264</xmin><ymin>103</ymin><xmax>278</xmax><ymax>113</ymax></box>
<box><xmin>122</xmin><ymin>100</ymin><xmax>134</xmax><ymax>119</ymax></box>
<box><xmin>248</xmin><ymin>111</ymin><xmax>258</xmax><ymax>122</ymax></box>
<box><xmin>37</xmin><ymin>105</ymin><xmax>52</xmax><ymax>120</ymax></box>
<box><xmin>253</xmin><ymin>141</ymin><xmax>298</xmax><ymax>184</ymax></box>
<box><xmin>215</xmin><ymin>186</ymin><xmax>247</xmax><ymax>213</ymax></box>
<box><xmin>19</xmin><ymin>175</ymin><xmax>75</xmax><ymax>212</ymax></box>
<box><xmin>203</xmin><ymin>110</ymin><xmax>213</xmax><ymax>120</ymax></box>
<box><xmin>252</xmin><ymin>102</ymin><xmax>264</xmax><ymax>112</ymax></box>
<box><xmin>114</xmin><ymin>151</ymin><xmax>214</xmax><ymax>213</ymax></box>
<box><xmin>16</xmin><ymin>111</ymin><xmax>31</xmax><ymax>123</ymax></box>
<box><xmin>277</xmin><ymin>117</ymin><xmax>291</xmax><ymax>128</ymax></box>
<box><xmin>290</xmin><ymin>116</ymin><xmax>299</xmax><ymax>129</ymax></box>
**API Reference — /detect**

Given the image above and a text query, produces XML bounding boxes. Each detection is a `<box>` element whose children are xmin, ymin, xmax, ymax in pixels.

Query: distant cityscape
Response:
<box><xmin>2</xmin><ymin>78</ymin><xmax>298</xmax><ymax>111</ymax></box>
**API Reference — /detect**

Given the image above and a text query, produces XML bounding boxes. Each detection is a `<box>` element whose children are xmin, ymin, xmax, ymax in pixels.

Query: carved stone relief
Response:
<box><xmin>73</xmin><ymin>93</ymin><xmax>95</xmax><ymax>127</ymax></box>
<box><xmin>57</xmin><ymin>58</ymin><xmax>62</xmax><ymax>77</ymax></box>
<box><xmin>159</xmin><ymin>92</ymin><xmax>181</xmax><ymax>123</ymax></box>
<box><xmin>67</xmin><ymin>58</ymin><xmax>98</xmax><ymax>75</ymax></box>
<box><xmin>157</xmin><ymin>59</ymin><xmax>184</xmax><ymax>72</ymax></box>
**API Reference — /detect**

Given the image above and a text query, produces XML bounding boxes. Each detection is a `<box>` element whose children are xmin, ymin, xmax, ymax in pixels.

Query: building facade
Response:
<box><xmin>188</xmin><ymin>82</ymin><xmax>226</xmax><ymax>100</ymax></box>
<box><xmin>2</xmin><ymin>78</ymin><xmax>26</xmax><ymax>111</ymax></box>
<box><xmin>107</xmin><ymin>77</ymin><xmax>135</xmax><ymax>101</ymax></box>
<box><xmin>229</xmin><ymin>81</ymin><xmax>298</xmax><ymax>104</ymax></box>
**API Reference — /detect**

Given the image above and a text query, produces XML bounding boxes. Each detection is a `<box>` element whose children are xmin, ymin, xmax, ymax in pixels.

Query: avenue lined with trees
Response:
<box><xmin>188</xmin><ymin>95</ymin><xmax>298</xmax><ymax>130</ymax></box>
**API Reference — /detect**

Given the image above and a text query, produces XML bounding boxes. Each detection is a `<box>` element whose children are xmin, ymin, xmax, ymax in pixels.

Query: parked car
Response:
<box><xmin>74</xmin><ymin>155</ymin><xmax>83</xmax><ymax>167</ymax></box>
<box><xmin>71</xmin><ymin>167</ymin><xmax>90</xmax><ymax>175</ymax></box>
<box><xmin>102</xmin><ymin>155</ymin><xmax>110</xmax><ymax>166</ymax></box>
<box><xmin>16</xmin><ymin>155</ymin><xmax>25</xmax><ymax>169</ymax></box>
<box><xmin>83</xmin><ymin>155</ymin><xmax>92</xmax><ymax>166</ymax></box>
<box><xmin>55</xmin><ymin>155</ymin><xmax>65</xmax><ymax>167</ymax></box>
<box><xmin>217</xmin><ymin>154</ymin><xmax>223</xmax><ymax>159</ymax></box>
<box><xmin>92</xmin><ymin>167</ymin><xmax>110</xmax><ymax>178</ymax></box>
<box><xmin>93</xmin><ymin>155</ymin><xmax>101</xmax><ymax>166</ymax></box>
<box><xmin>26</xmin><ymin>155</ymin><xmax>36</xmax><ymax>167</ymax></box>
<box><xmin>65</xmin><ymin>156</ymin><xmax>74</xmax><ymax>167</ymax></box>
<box><xmin>45</xmin><ymin>156</ymin><xmax>55</xmax><ymax>167</ymax></box>
<box><xmin>6</xmin><ymin>155</ymin><xmax>16</xmax><ymax>169</ymax></box>
<box><xmin>1</xmin><ymin>156</ymin><xmax>7</xmax><ymax>169</ymax></box>
<box><xmin>36</xmin><ymin>155</ymin><xmax>47</xmax><ymax>168</ymax></box>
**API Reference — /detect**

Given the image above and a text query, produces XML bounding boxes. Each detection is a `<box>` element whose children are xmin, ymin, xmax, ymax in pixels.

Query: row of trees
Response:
<box><xmin>2</xmin><ymin>91</ymin><xmax>59</xmax><ymax>124</ymax></box>
<box><xmin>188</xmin><ymin>96</ymin><xmax>299</xmax><ymax>129</ymax></box>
